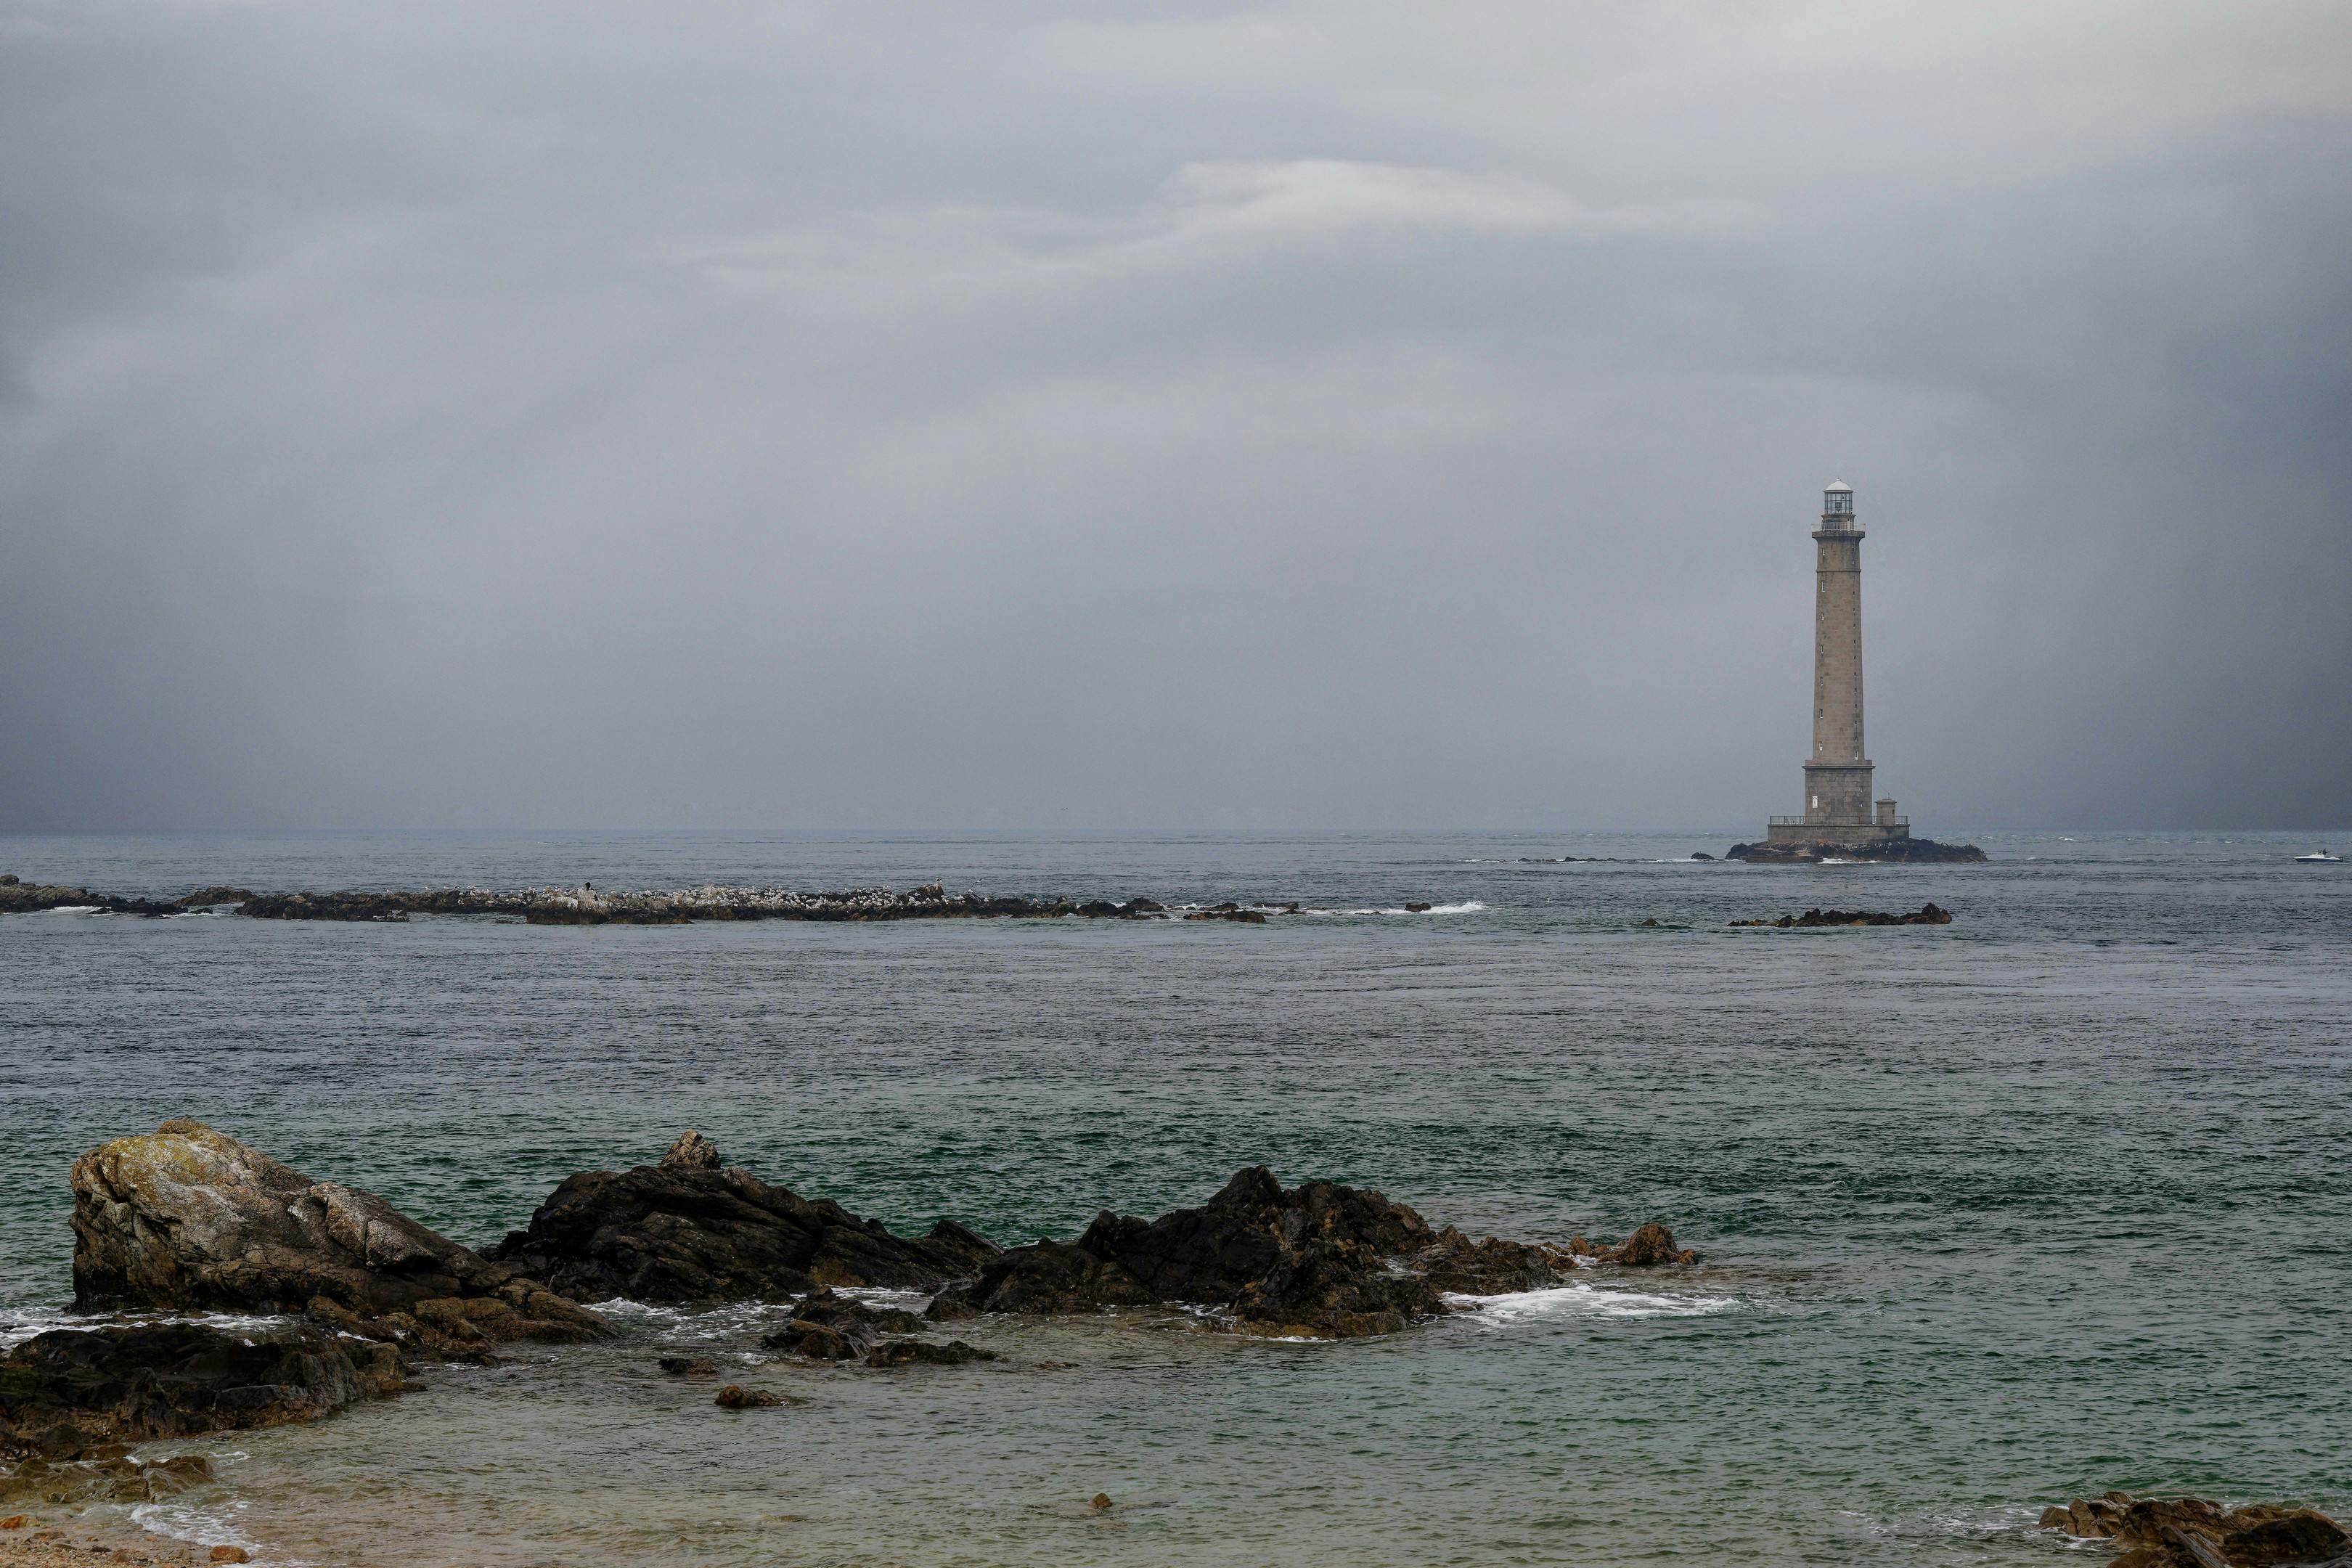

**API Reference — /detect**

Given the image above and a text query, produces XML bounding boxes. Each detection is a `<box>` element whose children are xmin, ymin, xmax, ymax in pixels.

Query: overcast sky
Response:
<box><xmin>2</xmin><ymin>0</ymin><xmax>2347</xmax><ymax>832</ymax></box>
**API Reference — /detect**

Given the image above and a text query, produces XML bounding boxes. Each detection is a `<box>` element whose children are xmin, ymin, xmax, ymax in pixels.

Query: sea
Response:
<box><xmin>1</xmin><ymin>829</ymin><xmax>2345</xmax><ymax>1567</ymax></box>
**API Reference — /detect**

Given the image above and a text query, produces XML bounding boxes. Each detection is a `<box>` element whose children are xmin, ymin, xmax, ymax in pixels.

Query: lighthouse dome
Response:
<box><xmin>1824</xmin><ymin>480</ymin><xmax>1853</xmax><ymax>492</ymax></box>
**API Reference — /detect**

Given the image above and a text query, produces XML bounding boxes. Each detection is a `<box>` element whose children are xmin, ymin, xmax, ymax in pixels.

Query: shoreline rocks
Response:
<box><xmin>1729</xmin><ymin>903</ymin><xmax>1953</xmax><ymax>928</ymax></box>
<box><xmin>2040</xmin><ymin>1492</ymin><xmax>2348</xmax><ymax>1567</ymax></box>
<box><xmin>0</xmin><ymin>1323</ymin><xmax>401</xmax><ymax>1460</ymax></box>
<box><xmin>71</xmin><ymin>1121</ymin><xmax>611</xmax><ymax>1361</ymax></box>
<box><xmin>926</xmin><ymin>1167</ymin><xmax>1694</xmax><ymax>1339</ymax></box>
<box><xmin>490</xmin><ymin>1133</ymin><xmax>999</xmax><ymax>1304</ymax></box>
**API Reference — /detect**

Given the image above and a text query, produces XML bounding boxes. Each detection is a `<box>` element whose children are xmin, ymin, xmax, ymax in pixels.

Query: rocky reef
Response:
<box><xmin>0</xmin><ymin>874</ymin><xmax>1289</xmax><ymax>925</ymax></box>
<box><xmin>0</xmin><ymin>1322</ymin><xmax>401</xmax><ymax>1460</ymax></box>
<box><xmin>925</xmin><ymin>1167</ymin><xmax>1695</xmax><ymax>1339</ymax></box>
<box><xmin>1729</xmin><ymin>903</ymin><xmax>1953</xmax><ymax>928</ymax></box>
<box><xmin>489</xmin><ymin>1132</ymin><xmax>998</xmax><ymax>1303</ymax></box>
<box><xmin>760</xmin><ymin>1288</ymin><xmax>996</xmax><ymax>1368</ymax></box>
<box><xmin>2040</xmin><ymin>1492</ymin><xmax>2348</xmax><ymax>1567</ymax></box>
<box><xmin>71</xmin><ymin>1120</ymin><xmax>611</xmax><ymax>1360</ymax></box>
<box><xmin>1723</xmin><ymin>838</ymin><xmax>1986</xmax><ymax>864</ymax></box>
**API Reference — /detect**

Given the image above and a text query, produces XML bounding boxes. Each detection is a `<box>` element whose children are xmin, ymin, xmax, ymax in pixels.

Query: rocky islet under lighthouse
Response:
<box><xmin>1727</xmin><ymin>482</ymin><xmax>1984</xmax><ymax>864</ymax></box>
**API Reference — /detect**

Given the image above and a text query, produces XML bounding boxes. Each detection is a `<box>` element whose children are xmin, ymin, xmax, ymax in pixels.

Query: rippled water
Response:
<box><xmin>1</xmin><ymin>830</ymin><xmax>2346</xmax><ymax>1566</ymax></box>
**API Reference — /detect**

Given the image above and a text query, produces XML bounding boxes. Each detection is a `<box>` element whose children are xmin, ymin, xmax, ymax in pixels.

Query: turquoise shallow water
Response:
<box><xmin>1</xmin><ymin>830</ymin><xmax>2347</xmax><ymax>1566</ymax></box>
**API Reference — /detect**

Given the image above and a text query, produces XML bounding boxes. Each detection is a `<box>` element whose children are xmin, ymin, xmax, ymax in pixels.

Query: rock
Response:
<box><xmin>491</xmin><ymin>1135</ymin><xmax>997</xmax><ymax>1304</ymax></box>
<box><xmin>928</xmin><ymin>1167</ymin><xmax>1620</xmax><ymax>1339</ymax></box>
<box><xmin>1184</xmin><ymin>908</ymin><xmax>1267</xmax><ymax>923</ymax></box>
<box><xmin>1609</xmin><ymin>1222</ymin><xmax>1699</xmax><ymax>1267</ymax></box>
<box><xmin>659</xmin><ymin>1131</ymin><xmax>722</xmax><ymax>1172</ymax></box>
<box><xmin>70</xmin><ymin>1120</ymin><xmax>611</xmax><ymax>1360</ymax></box>
<box><xmin>1636</xmin><ymin>918</ymin><xmax>1662</xmax><ymax>927</ymax></box>
<box><xmin>656</xmin><ymin>1357</ymin><xmax>715</xmax><ymax>1377</ymax></box>
<box><xmin>1</xmin><ymin>1451</ymin><xmax>211</xmax><ymax>1510</ymax></box>
<box><xmin>0</xmin><ymin>1515</ymin><xmax>23</xmax><ymax>1528</ymax></box>
<box><xmin>0</xmin><ymin>1323</ymin><xmax>400</xmax><ymax>1459</ymax></box>
<box><xmin>173</xmin><ymin>888</ymin><xmax>254</xmax><ymax>909</ymax></box>
<box><xmin>1728</xmin><ymin>903</ymin><xmax>1952</xmax><ymax>928</ymax></box>
<box><xmin>712</xmin><ymin>1385</ymin><xmax>785</xmax><ymax>1409</ymax></box>
<box><xmin>761</xmin><ymin>1288</ymin><xmax>927</xmax><ymax>1361</ymax></box>
<box><xmin>1690</xmin><ymin>852</ymin><xmax>1715</xmax><ymax>861</ymax></box>
<box><xmin>1723</xmin><ymin>837</ymin><xmax>1987</xmax><ymax>864</ymax></box>
<box><xmin>863</xmin><ymin>1339</ymin><xmax>995</xmax><ymax>1368</ymax></box>
<box><xmin>0</xmin><ymin>880</ymin><xmax>177</xmax><ymax>918</ymax></box>
<box><xmin>2041</xmin><ymin>1493</ymin><xmax>2348</xmax><ymax>1567</ymax></box>
<box><xmin>1092</xmin><ymin>1493</ymin><xmax>1113</xmax><ymax>1511</ymax></box>
<box><xmin>209</xmin><ymin>1548</ymin><xmax>248</xmax><ymax>1564</ymax></box>
<box><xmin>1404</xmin><ymin>902</ymin><xmax>1432</xmax><ymax>912</ymax></box>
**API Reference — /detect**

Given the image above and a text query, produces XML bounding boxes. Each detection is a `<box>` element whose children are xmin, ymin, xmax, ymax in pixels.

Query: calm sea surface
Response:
<box><xmin>1</xmin><ymin>830</ymin><xmax>2346</xmax><ymax>1567</ymax></box>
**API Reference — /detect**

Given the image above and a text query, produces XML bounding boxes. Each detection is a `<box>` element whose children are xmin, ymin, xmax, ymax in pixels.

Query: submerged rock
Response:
<box><xmin>70</xmin><ymin>1120</ymin><xmax>611</xmax><ymax>1360</ymax></box>
<box><xmin>0</xmin><ymin>1323</ymin><xmax>401</xmax><ymax>1459</ymax></box>
<box><xmin>926</xmin><ymin>1167</ymin><xmax>1689</xmax><ymax>1339</ymax></box>
<box><xmin>2040</xmin><ymin>1492</ymin><xmax>2348</xmax><ymax>1567</ymax></box>
<box><xmin>864</xmin><ymin>1339</ymin><xmax>994</xmax><ymax>1368</ymax></box>
<box><xmin>1728</xmin><ymin>903</ymin><xmax>1952</xmax><ymax>928</ymax></box>
<box><xmin>491</xmin><ymin>1133</ymin><xmax>1000</xmax><ymax>1304</ymax></box>
<box><xmin>0</xmin><ymin>1449</ymin><xmax>212</xmax><ymax>1508</ymax></box>
<box><xmin>712</xmin><ymin>1384</ymin><xmax>788</xmax><ymax>1409</ymax></box>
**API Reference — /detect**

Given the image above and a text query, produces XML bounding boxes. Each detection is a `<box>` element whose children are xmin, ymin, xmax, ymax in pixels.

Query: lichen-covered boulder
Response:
<box><xmin>489</xmin><ymin>1133</ymin><xmax>999</xmax><ymax>1304</ymax></box>
<box><xmin>70</xmin><ymin>1120</ymin><xmax>611</xmax><ymax>1359</ymax></box>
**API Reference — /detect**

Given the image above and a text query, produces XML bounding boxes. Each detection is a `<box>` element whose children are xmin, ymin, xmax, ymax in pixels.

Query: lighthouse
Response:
<box><xmin>1764</xmin><ymin>481</ymin><xmax>1908</xmax><ymax>849</ymax></box>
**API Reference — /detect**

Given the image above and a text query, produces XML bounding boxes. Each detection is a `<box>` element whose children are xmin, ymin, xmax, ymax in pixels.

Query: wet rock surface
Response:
<box><xmin>70</xmin><ymin>1121</ymin><xmax>611</xmax><ymax>1360</ymax></box>
<box><xmin>927</xmin><ymin>1167</ymin><xmax>1694</xmax><ymax>1339</ymax></box>
<box><xmin>1729</xmin><ymin>903</ymin><xmax>1953</xmax><ymax>928</ymax></box>
<box><xmin>0</xmin><ymin>879</ymin><xmax>176</xmax><ymax>918</ymax></box>
<box><xmin>0</xmin><ymin>1448</ymin><xmax>211</xmax><ymax>1509</ymax></box>
<box><xmin>491</xmin><ymin>1133</ymin><xmax>1000</xmax><ymax>1304</ymax></box>
<box><xmin>757</xmin><ymin>1287</ymin><xmax>985</xmax><ymax>1369</ymax></box>
<box><xmin>0</xmin><ymin>1323</ymin><xmax>401</xmax><ymax>1459</ymax></box>
<box><xmin>2039</xmin><ymin>1493</ymin><xmax>2350</xmax><ymax>1567</ymax></box>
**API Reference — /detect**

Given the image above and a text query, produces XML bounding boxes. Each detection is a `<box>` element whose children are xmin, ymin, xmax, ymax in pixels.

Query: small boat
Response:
<box><xmin>2295</xmin><ymin>848</ymin><xmax>2342</xmax><ymax>862</ymax></box>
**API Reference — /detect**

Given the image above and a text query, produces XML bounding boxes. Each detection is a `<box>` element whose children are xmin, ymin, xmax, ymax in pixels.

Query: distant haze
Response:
<box><xmin>4</xmin><ymin>1</ymin><xmax>2348</xmax><ymax>832</ymax></box>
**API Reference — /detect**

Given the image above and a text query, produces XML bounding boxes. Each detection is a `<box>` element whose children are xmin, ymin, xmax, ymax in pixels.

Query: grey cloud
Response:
<box><xmin>1</xmin><ymin>0</ymin><xmax>2347</xmax><ymax>830</ymax></box>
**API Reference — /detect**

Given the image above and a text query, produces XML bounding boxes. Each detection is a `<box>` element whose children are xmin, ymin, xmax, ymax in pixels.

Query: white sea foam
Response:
<box><xmin>43</xmin><ymin>905</ymin><xmax>103</xmax><ymax>914</ymax></box>
<box><xmin>128</xmin><ymin>1497</ymin><xmax>264</xmax><ymax>1554</ymax></box>
<box><xmin>1304</xmin><ymin>901</ymin><xmax>1490</xmax><ymax>917</ymax></box>
<box><xmin>1446</xmin><ymin>1281</ymin><xmax>1739</xmax><ymax>1325</ymax></box>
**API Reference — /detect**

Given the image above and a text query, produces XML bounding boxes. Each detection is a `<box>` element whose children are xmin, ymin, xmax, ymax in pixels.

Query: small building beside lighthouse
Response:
<box><xmin>1733</xmin><ymin>481</ymin><xmax>1983</xmax><ymax>863</ymax></box>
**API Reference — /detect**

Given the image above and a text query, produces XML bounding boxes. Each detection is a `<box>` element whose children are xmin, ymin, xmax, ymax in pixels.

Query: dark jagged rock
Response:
<box><xmin>1185</xmin><ymin>908</ymin><xmax>1267</xmax><ymax>923</ymax></box>
<box><xmin>237</xmin><ymin>892</ymin><xmax>411</xmax><ymax>922</ymax></box>
<box><xmin>1724</xmin><ymin>837</ymin><xmax>1986</xmax><ymax>864</ymax></box>
<box><xmin>1690</xmin><ymin>852</ymin><xmax>1715</xmax><ymax>860</ymax></box>
<box><xmin>656</xmin><ymin>1356</ymin><xmax>716</xmax><ymax>1377</ymax></box>
<box><xmin>70</xmin><ymin>1121</ymin><xmax>611</xmax><ymax>1361</ymax></box>
<box><xmin>173</xmin><ymin>887</ymin><xmax>255</xmax><ymax>909</ymax></box>
<box><xmin>0</xmin><ymin>878</ymin><xmax>178</xmax><ymax>918</ymax></box>
<box><xmin>865</xmin><ymin>1339</ymin><xmax>994</xmax><ymax>1368</ymax></box>
<box><xmin>0</xmin><ymin>1323</ymin><xmax>402</xmax><ymax>1459</ymax></box>
<box><xmin>2040</xmin><ymin>1492</ymin><xmax>2348</xmax><ymax>1567</ymax></box>
<box><xmin>1728</xmin><ymin>903</ymin><xmax>1952</xmax><ymax>928</ymax></box>
<box><xmin>759</xmin><ymin>1288</ymin><xmax>926</xmax><ymax>1362</ymax></box>
<box><xmin>492</xmin><ymin>1134</ymin><xmax>999</xmax><ymax>1304</ymax></box>
<box><xmin>926</xmin><ymin>1167</ymin><xmax>1689</xmax><ymax>1339</ymax></box>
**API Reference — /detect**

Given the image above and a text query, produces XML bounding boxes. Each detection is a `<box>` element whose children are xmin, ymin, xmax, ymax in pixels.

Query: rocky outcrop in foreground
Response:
<box><xmin>1724</xmin><ymin>838</ymin><xmax>1987</xmax><ymax>863</ymax></box>
<box><xmin>925</xmin><ymin>1167</ymin><xmax>1695</xmax><ymax>1339</ymax></box>
<box><xmin>0</xmin><ymin>876</ymin><xmax>177</xmax><ymax>918</ymax></box>
<box><xmin>71</xmin><ymin>1121</ymin><xmax>611</xmax><ymax>1360</ymax></box>
<box><xmin>490</xmin><ymin>1132</ymin><xmax>999</xmax><ymax>1304</ymax></box>
<box><xmin>1729</xmin><ymin>903</ymin><xmax>1953</xmax><ymax>928</ymax></box>
<box><xmin>0</xmin><ymin>1322</ymin><xmax>401</xmax><ymax>1460</ymax></box>
<box><xmin>2041</xmin><ymin>1493</ymin><xmax>2349</xmax><ymax>1567</ymax></box>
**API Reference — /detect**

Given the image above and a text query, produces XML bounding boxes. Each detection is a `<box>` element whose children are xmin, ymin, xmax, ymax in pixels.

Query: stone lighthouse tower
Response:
<box><xmin>1765</xmin><ymin>481</ymin><xmax>1908</xmax><ymax>849</ymax></box>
